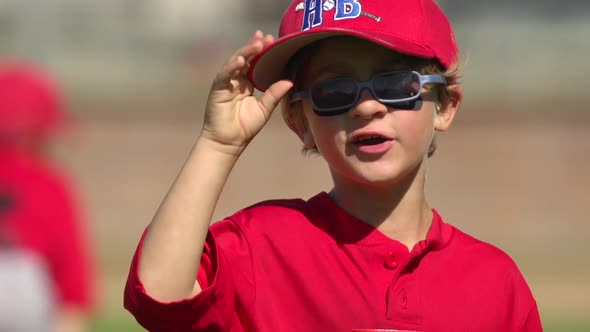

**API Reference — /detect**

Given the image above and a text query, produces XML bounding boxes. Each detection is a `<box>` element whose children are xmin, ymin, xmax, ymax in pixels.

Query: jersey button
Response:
<box><xmin>399</xmin><ymin>288</ymin><xmax>408</xmax><ymax>309</ymax></box>
<box><xmin>384</xmin><ymin>252</ymin><xmax>399</xmax><ymax>269</ymax></box>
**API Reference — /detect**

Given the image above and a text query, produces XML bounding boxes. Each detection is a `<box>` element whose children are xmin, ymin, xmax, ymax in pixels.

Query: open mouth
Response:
<box><xmin>352</xmin><ymin>135</ymin><xmax>391</xmax><ymax>146</ymax></box>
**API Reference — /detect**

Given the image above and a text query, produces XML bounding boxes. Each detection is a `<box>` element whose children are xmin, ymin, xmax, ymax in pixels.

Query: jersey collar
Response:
<box><xmin>306</xmin><ymin>192</ymin><xmax>453</xmax><ymax>252</ymax></box>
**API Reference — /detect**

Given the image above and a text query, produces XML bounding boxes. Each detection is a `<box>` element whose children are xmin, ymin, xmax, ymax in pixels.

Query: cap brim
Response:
<box><xmin>248</xmin><ymin>28</ymin><xmax>436</xmax><ymax>91</ymax></box>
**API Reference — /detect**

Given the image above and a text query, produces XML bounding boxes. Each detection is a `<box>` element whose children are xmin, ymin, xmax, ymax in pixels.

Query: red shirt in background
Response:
<box><xmin>125</xmin><ymin>192</ymin><xmax>541</xmax><ymax>331</ymax></box>
<box><xmin>0</xmin><ymin>149</ymin><xmax>96</xmax><ymax>312</ymax></box>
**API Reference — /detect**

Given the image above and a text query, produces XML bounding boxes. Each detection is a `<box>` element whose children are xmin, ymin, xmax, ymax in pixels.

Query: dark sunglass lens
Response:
<box><xmin>311</xmin><ymin>78</ymin><xmax>357</xmax><ymax>110</ymax></box>
<box><xmin>374</xmin><ymin>72</ymin><xmax>420</xmax><ymax>100</ymax></box>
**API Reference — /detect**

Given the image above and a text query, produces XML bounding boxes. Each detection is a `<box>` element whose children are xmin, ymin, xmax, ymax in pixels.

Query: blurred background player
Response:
<box><xmin>0</xmin><ymin>61</ymin><xmax>96</xmax><ymax>332</ymax></box>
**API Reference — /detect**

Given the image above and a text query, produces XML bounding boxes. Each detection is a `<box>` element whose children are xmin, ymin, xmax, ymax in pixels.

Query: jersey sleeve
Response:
<box><xmin>517</xmin><ymin>303</ymin><xmax>542</xmax><ymax>332</ymax></box>
<box><xmin>45</xmin><ymin>179</ymin><xmax>96</xmax><ymax>312</ymax></box>
<box><xmin>124</xmin><ymin>218</ymin><xmax>255</xmax><ymax>331</ymax></box>
<box><xmin>505</xmin><ymin>267</ymin><xmax>543</xmax><ymax>332</ymax></box>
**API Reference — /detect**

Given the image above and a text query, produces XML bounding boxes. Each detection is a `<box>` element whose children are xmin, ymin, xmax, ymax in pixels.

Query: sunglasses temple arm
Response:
<box><xmin>290</xmin><ymin>91</ymin><xmax>310</xmax><ymax>104</ymax></box>
<box><xmin>421</xmin><ymin>74</ymin><xmax>447</xmax><ymax>85</ymax></box>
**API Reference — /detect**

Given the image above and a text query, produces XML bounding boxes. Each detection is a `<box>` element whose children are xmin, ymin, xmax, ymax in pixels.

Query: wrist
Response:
<box><xmin>195</xmin><ymin>134</ymin><xmax>247</xmax><ymax>159</ymax></box>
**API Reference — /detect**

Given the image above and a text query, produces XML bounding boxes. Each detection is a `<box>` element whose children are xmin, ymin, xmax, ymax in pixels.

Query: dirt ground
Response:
<box><xmin>55</xmin><ymin>100</ymin><xmax>590</xmax><ymax>326</ymax></box>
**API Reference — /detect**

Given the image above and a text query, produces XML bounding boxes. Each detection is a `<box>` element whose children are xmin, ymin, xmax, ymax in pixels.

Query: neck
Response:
<box><xmin>330</xmin><ymin>160</ymin><xmax>432</xmax><ymax>250</ymax></box>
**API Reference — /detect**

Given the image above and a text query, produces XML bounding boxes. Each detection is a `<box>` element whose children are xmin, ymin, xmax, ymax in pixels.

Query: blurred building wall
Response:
<box><xmin>1</xmin><ymin>0</ymin><xmax>588</xmax><ymax>116</ymax></box>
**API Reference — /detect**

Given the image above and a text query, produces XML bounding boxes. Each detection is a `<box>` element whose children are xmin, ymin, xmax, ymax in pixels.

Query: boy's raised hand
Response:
<box><xmin>202</xmin><ymin>31</ymin><xmax>293</xmax><ymax>155</ymax></box>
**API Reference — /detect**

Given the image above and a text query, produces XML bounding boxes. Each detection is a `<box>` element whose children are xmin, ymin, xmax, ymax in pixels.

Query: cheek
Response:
<box><xmin>304</xmin><ymin>108</ymin><xmax>345</xmax><ymax>151</ymax></box>
<box><xmin>395</xmin><ymin>106</ymin><xmax>436</xmax><ymax>148</ymax></box>
<box><xmin>309</xmin><ymin>118</ymin><xmax>341</xmax><ymax>147</ymax></box>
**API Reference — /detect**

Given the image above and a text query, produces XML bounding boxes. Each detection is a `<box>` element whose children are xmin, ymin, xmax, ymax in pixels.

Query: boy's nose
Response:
<box><xmin>349</xmin><ymin>89</ymin><xmax>387</xmax><ymax>119</ymax></box>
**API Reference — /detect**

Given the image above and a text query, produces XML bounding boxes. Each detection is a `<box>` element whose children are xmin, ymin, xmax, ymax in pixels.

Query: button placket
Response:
<box><xmin>385</xmin><ymin>255</ymin><xmax>421</xmax><ymax>320</ymax></box>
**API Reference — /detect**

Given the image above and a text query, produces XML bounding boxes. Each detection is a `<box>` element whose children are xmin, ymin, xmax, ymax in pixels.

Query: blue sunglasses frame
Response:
<box><xmin>290</xmin><ymin>71</ymin><xmax>447</xmax><ymax>116</ymax></box>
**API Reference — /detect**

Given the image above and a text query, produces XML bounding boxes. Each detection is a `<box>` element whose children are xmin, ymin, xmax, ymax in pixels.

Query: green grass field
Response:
<box><xmin>91</xmin><ymin>316</ymin><xmax>144</xmax><ymax>332</ymax></box>
<box><xmin>91</xmin><ymin>316</ymin><xmax>590</xmax><ymax>332</ymax></box>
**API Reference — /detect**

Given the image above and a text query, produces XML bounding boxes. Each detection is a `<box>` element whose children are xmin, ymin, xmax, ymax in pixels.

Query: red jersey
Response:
<box><xmin>0</xmin><ymin>149</ymin><xmax>95</xmax><ymax>312</ymax></box>
<box><xmin>124</xmin><ymin>192</ymin><xmax>541</xmax><ymax>331</ymax></box>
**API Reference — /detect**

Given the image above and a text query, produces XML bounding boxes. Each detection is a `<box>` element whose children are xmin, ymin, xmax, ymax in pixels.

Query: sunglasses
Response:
<box><xmin>290</xmin><ymin>71</ymin><xmax>447</xmax><ymax>116</ymax></box>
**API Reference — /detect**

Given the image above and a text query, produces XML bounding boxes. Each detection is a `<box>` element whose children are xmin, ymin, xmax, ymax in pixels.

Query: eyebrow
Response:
<box><xmin>309</xmin><ymin>54</ymin><xmax>420</xmax><ymax>80</ymax></box>
<box><xmin>312</xmin><ymin>64</ymin><xmax>415</xmax><ymax>80</ymax></box>
<box><xmin>380</xmin><ymin>62</ymin><xmax>415</xmax><ymax>71</ymax></box>
<box><xmin>310</xmin><ymin>64</ymin><xmax>351</xmax><ymax>78</ymax></box>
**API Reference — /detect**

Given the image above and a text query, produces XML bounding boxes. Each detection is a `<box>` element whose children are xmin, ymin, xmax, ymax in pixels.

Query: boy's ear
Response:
<box><xmin>283</xmin><ymin>99</ymin><xmax>315</xmax><ymax>148</ymax></box>
<box><xmin>434</xmin><ymin>84</ymin><xmax>463</xmax><ymax>132</ymax></box>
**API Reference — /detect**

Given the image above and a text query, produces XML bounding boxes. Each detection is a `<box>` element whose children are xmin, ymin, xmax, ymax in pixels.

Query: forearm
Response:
<box><xmin>138</xmin><ymin>136</ymin><xmax>242</xmax><ymax>301</ymax></box>
<box><xmin>136</xmin><ymin>29</ymin><xmax>290</xmax><ymax>302</ymax></box>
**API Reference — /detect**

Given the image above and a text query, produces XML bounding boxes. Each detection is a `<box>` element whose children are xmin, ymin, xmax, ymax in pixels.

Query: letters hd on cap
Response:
<box><xmin>247</xmin><ymin>0</ymin><xmax>459</xmax><ymax>92</ymax></box>
<box><xmin>296</xmin><ymin>0</ymin><xmax>382</xmax><ymax>29</ymax></box>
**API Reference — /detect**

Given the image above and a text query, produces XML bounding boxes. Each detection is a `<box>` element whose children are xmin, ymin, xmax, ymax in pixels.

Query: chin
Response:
<box><xmin>354</xmin><ymin>159</ymin><xmax>423</xmax><ymax>188</ymax></box>
<box><xmin>344</xmin><ymin>165</ymin><xmax>408</xmax><ymax>188</ymax></box>
<box><xmin>327</xmin><ymin>154</ymin><xmax>423</xmax><ymax>189</ymax></box>
<box><xmin>360</xmin><ymin>173</ymin><xmax>403</xmax><ymax>187</ymax></box>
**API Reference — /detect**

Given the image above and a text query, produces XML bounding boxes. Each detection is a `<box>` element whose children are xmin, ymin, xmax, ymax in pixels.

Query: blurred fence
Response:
<box><xmin>1</xmin><ymin>0</ymin><xmax>589</xmax><ymax>117</ymax></box>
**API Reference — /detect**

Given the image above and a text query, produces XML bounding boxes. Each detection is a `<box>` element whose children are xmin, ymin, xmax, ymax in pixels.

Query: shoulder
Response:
<box><xmin>209</xmin><ymin>195</ymin><xmax>337</xmax><ymax>243</ymax></box>
<box><xmin>0</xmin><ymin>154</ymin><xmax>74</xmax><ymax>206</ymax></box>
<box><xmin>445</xmin><ymin>226</ymin><xmax>522</xmax><ymax>274</ymax></box>
<box><xmin>436</xmin><ymin>225</ymin><xmax>535</xmax><ymax>296</ymax></box>
<box><xmin>29</xmin><ymin>164</ymin><xmax>74</xmax><ymax>205</ymax></box>
<box><xmin>215</xmin><ymin>197</ymin><xmax>311</xmax><ymax>231</ymax></box>
<box><xmin>2</xmin><ymin>154</ymin><xmax>68</xmax><ymax>188</ymax></box>
<box><xmin>235</xmin><ymin>198</ymin><xmax>309</xmax><ymax>219</ymax></box>
<box><xmin>209</xmin><ymin>197</ymin><xmax>326</xmax><ymax>256</ymax></box>
<box><xmin>429</xmin><ymin>224</ymin><xmax>540</xmax><ymax>330</ymax></box>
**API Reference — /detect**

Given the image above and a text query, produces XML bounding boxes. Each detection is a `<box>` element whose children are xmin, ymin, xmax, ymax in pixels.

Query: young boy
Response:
<box><xmin>0</xmin><ymin>62</ymin><xmax>96</xmax><ymax>332</ymax></box>
<box><xmin>124</xmin><ymin>0</ymin><xmax>542</xmax><ymax>331</ymax></box>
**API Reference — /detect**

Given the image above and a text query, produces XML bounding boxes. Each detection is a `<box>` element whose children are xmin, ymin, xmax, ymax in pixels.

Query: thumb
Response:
<box><xmin>257</xmin><ymin>80</ymin><xmax>294</xmax><ymax>117</ymax></box>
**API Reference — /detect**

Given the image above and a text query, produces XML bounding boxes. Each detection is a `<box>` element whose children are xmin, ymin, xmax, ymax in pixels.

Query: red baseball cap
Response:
<box><xmin>0</xmin><ymin>62</ymin><xmax>67</xmax><ymax>138</ymax></box>
<box><xmin>248</xmin><ymin>0</ymin><xmax>458</xmax><ymax>91</ymax></box>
